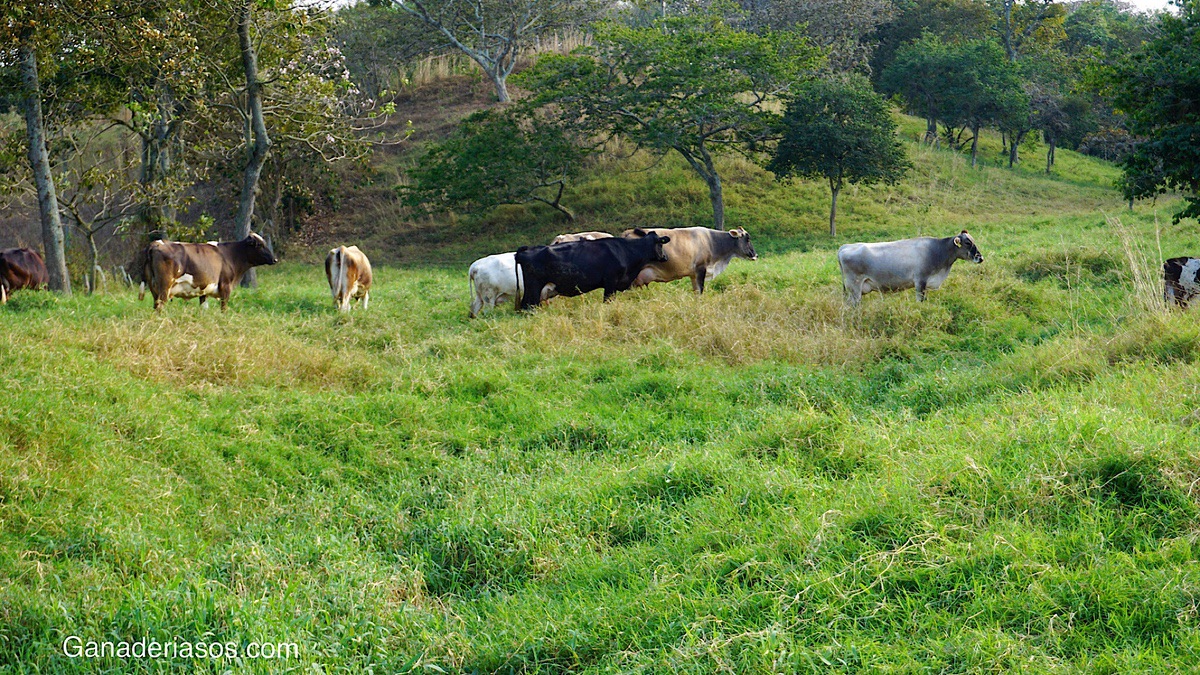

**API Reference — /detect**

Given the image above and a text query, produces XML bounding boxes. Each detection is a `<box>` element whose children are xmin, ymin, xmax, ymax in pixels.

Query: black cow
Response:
<box><xmin>1164</xmin><ymin>257</ymin><xmax>1200</xmax><ymax>308</ymax></box>
<box><xmin>515</xmin><ymin>230</ymin><xmax>671</xmax><ymax>310</ymax></box>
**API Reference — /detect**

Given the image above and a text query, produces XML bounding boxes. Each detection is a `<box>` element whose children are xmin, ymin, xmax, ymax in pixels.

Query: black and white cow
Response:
<box><xmin>1164</xmin><ymin>257</ymin><xmax>1200</xmax><ymax>308</ymax></box>
<box><xmin>838</xmin><ymin>230</ymin><xmax>984</xmax><ymax>305</ymax></box>
<box><xmin>514</xmin><ymin>230</ymin><xmax>670</xmax><ymax>310</ymax></box>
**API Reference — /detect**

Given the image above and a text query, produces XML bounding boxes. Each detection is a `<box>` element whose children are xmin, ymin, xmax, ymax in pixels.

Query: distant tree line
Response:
<box><xmin>397</xmin><ymin>0</ymin><xmax>1190</xmax><ymax>232</ymax></box>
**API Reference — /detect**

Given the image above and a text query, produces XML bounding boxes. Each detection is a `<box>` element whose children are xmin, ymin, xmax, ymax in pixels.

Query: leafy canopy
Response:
<box><xmin>1107</xmin><ymin>0</ymin><xmax>1200</xmax><ymax>222</ymax></box>
<box><xmin>516</xmin><ymin>7</ymin><xmax>823</xmax><ymax>228</ymax></box>
<box><xmin>401</xmin><ymin>107</ymin><xmax>590</xmax><ymax>221</ymax></box>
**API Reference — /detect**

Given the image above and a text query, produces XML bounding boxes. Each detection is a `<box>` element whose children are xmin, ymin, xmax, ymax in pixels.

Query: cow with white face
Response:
<box><xmin>838</xmin><ymin>230</ymin><xmax>983</xmax><ymax>305</ymax></box>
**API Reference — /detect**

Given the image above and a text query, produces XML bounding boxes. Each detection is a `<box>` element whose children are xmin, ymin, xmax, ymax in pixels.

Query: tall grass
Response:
<box><xmin>3</xmin><ymin>123</ymin><xmax>1200</xmax><ymax>672</ymax></box>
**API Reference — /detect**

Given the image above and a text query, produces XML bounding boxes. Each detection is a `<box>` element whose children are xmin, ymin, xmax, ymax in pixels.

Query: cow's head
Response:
<box><xmin>954</xmin><ymin>230</ymin><xmax>983</xmax><ymax>263</ymax></box>
<box><xmin>730</xmin><ymin>228</ymin><xmax>757</xmax><ymax>260</ymax></box>
<box><xmin>245</xmin><ymin>232</ymin><xmax>278</xmax><ymax>266</ymax></box>
<box><xmin>632</xmin><ymin>229</ymin><xmax>671</xmax><ymax>262</ymax></box>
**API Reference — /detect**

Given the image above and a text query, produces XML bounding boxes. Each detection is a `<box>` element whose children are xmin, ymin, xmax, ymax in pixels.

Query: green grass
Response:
<box><xmin>4</xmin><ymin>124</ymin><xmax>1200</xmax><ymax>672</ymax></box>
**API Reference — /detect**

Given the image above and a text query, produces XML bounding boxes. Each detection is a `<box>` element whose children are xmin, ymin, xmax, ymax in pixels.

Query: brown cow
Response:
<box><xmin>325</xmin><ymin>245</ymin><xmax>373</xmax><ymax>312</ymax></box>
<box><xmin>139</xmin><ymin>232</ymin><xmax>277</xmax><ymax>310</ymax></box>
<box><xmin>550</xmin><ymin>231</ymin><xmax>614</xmax><ymax>245</ymax></box>
<box><xmin>620</xmin><ymin>226</ymin><xmax>757</xmax><ymax>293</ymax></box>
<box><xmin>0</xmin><ymin>248</ymin><xmax>49</xmax><ymax>304</ymax></box>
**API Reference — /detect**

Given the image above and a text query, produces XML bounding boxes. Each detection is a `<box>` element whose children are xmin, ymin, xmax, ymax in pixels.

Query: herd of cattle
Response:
<box><xmin>3</xmin><ymin>227</ymin><xmax>1200</xmax><ymax>311</ymax></box>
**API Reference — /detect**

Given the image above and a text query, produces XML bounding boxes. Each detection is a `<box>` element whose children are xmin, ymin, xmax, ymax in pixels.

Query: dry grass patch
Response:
<box><xmin>490</xmin><ymin>284</ymin><xmax>908</xmax><ymax>368</ymax></box>
<box><xmin>63</xmin><ymin>316</ymin><xmax>379</xmax><ymax>390</ymax></box>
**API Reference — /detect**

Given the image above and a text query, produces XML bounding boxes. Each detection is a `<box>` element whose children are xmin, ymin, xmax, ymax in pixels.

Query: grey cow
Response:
<box><xmin>838</xmin><ymin>230</ymin><xmax>983</xmax><ymax>305</ymax></box>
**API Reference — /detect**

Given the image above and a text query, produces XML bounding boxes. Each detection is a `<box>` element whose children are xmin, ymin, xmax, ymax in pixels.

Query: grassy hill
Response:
<box><xmin>4</xmin><ymin>82</ymin><xmax>1200</xmax><ymax>671</ymax></box>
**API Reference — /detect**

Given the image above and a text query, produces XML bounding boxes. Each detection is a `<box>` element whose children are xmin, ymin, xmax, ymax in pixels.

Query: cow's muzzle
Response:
<box><xmin>973</xmin><ymin>254</ymin><xmax>984</xmax><ymax>263</ymax></box>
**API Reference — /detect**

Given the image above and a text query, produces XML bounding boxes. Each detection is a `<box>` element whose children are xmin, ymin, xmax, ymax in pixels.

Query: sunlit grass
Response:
<box><xmin>2</xmin><ymin>123</ymin><xmax>1199</xmax><ymax>672</ymax></box>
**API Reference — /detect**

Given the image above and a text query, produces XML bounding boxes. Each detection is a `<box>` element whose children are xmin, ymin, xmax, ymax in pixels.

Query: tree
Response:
<box><xmin>767</xmin><ymin>75</ymin><xmax>911</xmax><ymax>236</ymax></box>
<box><xmin>519</xmin><ymin>11</ymin><xmax>823</xmax><ymax>229</ymax></box>
<box><xmin>739</xmin><ymin>0</ymin><xmax>894</xmax><ymax>72</ymax></box>
<box><xmin>943</xmin><ymin>39</ymin><xmax>1027</xmax><ymax>167</ymax></box>
<box><xmin>989</xmin><ymin>0</ymin><xmax>1068</xmax><ymax>62</ymax></box>
<box><xmin>402</xmin><ymin>106</ymin><xmax>590</xmax><ymax>221</ymax></box>
<box><xmin>1108</xmin><ymin>0</ymin><xmax>1200</xmax><ymax>222</ymax></box>
<box><xmin>879</xmin><ymin>33</ymin><xmax>958</xmax><ymax>143</ymax></box>
<box><xmin>390</xmin><ymin>0</ymin><xmax>604</xmax><ymax>102</ymax></box>
<box><xmin>0</xmin><ymin>1</ymin><xmax>101</xmax><ymax>294</ymax></box>
<box><xmin>232</xmin><ymin>0</ymin><xmax>271</xmax><ymax>289</ymax></box>
<box><xmin>870</xmin><ymin>0</ymin><xmax>994</xmax><ymax>78</ymax></box>
<box><xmin>334</xmin><ymin>2</ymin><xmax>443</xmax><ymax>99</ymax></box>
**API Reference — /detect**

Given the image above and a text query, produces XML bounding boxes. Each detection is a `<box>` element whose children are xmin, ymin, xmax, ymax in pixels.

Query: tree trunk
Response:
<box><xmin>829</xmin><ymin>178</ymin><xmax>840</xmax><ymax>237</ymax></box>
<box><xmin>970</xmin><ymin>125</ymin><xmax>980</xmax><ymax>168</ymax></box>
<box><xmin>18</xmin><ymin>31</ymin><xmax>71</xmax><ymax>295</ymax></box>
<box><xmin>235</xmin><ymin>0</ymin><xmax>272</xmax><ymax>288</ymax></box>
<box><xmin>706</xmin><ymin>172</ymin><xmax>725</xmax><ymax>231</ymax></box>
<box><xmin>1008</xmin><ymin>131</ymin><xmax>1023</xmax><ymax>168</ymax></box>
<box><xmin>1046</xmin><ymin>138</ymin><xmax>1056</xmax><ymax>173</ymax></box>
<box><xmin>86</xmin><ymin>233</ymin><xmax>102</xmax><ymax>295</ymax></box>
<box><xmin>678</xmin><ymin>144</ymin><xmax>726</xmax><ymax>230</ymax></box>
<box><xmin>489</xmin><ymin>70</ymin><xmax>511</xmax><ymax>103</ymax></box>
<box><xmin>925</xmin><ymin>116</ymin><xmax>937</xmax><ymax>145</ymax></box>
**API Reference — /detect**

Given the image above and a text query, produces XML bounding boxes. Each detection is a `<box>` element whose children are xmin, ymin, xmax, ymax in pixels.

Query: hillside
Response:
<box><xmin>4</xmin><ymin>77</ymin><xmax>1200</xmax><ymax>672</ymax></box>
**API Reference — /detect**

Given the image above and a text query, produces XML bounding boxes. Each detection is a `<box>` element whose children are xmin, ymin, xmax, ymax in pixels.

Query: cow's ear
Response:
<box><xmin>731</xmin><ymin>228</ymin><xmax>744</xmax><ymax>237</ymax></box>
<box><xmin>632</xmin><ymin>228</ymin><xmax>647</xmax><ymax>237</ymax></box>
<box><xmin>659</xmin><ymin>235</ymin><xmax>671</xmax><ymax>244</ymax></box>
<box><xmin>961</xmin><ymin>229</ymin><xmax>969</xmax><ymax>235</ymax></box>
<box><xmin>954</xmin><ymin>236</ymin><xmax>962</xmax><ymax>248</ymax></box>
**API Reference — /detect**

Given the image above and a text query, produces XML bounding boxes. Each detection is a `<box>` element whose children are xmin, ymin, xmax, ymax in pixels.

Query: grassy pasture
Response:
<box><xmin>4</xmin><ymin>123</ymin><xmax>1200</xmax><ymax>672</ymax></box>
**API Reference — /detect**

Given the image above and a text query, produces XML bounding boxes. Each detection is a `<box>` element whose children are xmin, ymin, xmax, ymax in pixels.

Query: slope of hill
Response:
<box><xmin>3</xmin><ymin>77</ymin><xmax>1200</xmax><ymax>672</ymax></box>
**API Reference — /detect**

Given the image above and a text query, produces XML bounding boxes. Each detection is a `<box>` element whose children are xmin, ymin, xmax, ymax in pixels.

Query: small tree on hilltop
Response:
<box><xmin>401</xmin><ymin>106</ymin><xmax>591</xmax><ymax>222</ymax></box>
<box><xmin>767</xmin><ymin>75</ymin><xmax>911</xmax><ymax>237</ymax></box>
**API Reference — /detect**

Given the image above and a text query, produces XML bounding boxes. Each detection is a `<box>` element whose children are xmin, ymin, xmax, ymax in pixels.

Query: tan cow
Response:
<box><xmin>620</xmin><ymin>226</ymin><xmax>757</xmax><ymax>293</ymax></box>
<box><xmin>325</xmin><ymin>245</ymin><xmax>373</xmax><ymax>312</ymax></box>
<box><xmin>550</xmin><ymin>231</ymin><xmax>614</xmax><ymax>244</ymax></box>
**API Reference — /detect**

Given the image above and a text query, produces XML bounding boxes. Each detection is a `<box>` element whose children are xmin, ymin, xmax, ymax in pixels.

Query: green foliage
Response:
<box><xmin>870</xmin><ymin>0</ymin><xmax>995</xmax><ymax>76</ymax></box>
<box><xmin>768</xmin><ymin>74</ymin><xmax>910</xmax><ymax>234</ymax></box>
<box><xmin>401</xmin><ymin>106</ymin><xmax>590</xmax><ymax>221</ymax></box>
<box><xmin>1108</xmin><ymin>1</ymin><xmax>1200</xmax><ymax>222</ymax></box>
<box><xmin>518</xmin><ymin>8</ymin><xmax>824</xmax><ymax>228</ymax></box>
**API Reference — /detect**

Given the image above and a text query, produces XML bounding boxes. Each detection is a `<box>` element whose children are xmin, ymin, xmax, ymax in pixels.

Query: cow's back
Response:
<box><xmin>0</xmin><ymin>248</ymin><xmax>49</xmax><ymax>296</ymax></box>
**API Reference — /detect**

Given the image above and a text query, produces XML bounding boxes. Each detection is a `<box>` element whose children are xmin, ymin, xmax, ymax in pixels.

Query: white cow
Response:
<box><xmin>468</xmin><ymin>252</ymin><xmax>524</xmax><ymax>318</ymax></box>
<box><xmin>468</xmin><ymin>252</ymin><xmax>562</xmax><ymax>317</ymax></box>
<box><xmin>838</xmin><ymin>230</ymin><xmax>984</xmax><ymax>305</ymax></box>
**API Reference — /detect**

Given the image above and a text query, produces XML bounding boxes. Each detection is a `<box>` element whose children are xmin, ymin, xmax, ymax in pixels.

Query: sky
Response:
<box><xmin>1123</xmin><ymin>0</ymin><xmax>1177</xmax><ymax>11</ymax></box>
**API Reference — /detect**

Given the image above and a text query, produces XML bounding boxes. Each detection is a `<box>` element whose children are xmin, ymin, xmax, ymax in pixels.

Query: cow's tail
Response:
<box><xmin>332</xmin><ymin>246</ymin><xmax>349</xmax><ymax>311</ymax></box>
<box><xmin>514</xmin><ymin>248</ymin><xmax>526</xmax><ymax>311</ymax></box>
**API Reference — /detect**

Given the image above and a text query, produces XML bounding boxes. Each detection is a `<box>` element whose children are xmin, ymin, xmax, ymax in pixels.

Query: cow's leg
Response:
<box><xmin>603</xmin><ymin>286</ymin><xmax>617</xmax><ymax>302</ymax></box>
<box><xmin>693</xmin><ymin>267</ymin><xmax>707</xmax><ymax>294</ymax></box>
<box><xmin>199</xmin><ymin>296</ymin><xmax>211</xmax><ymax>310</ymax></box>
<box><xmin>1</xmin><ymin>282</ymin><xmax>7</xmax><ymax>305</ymax></box>
<box><xmin>846</xmin><ymin>279</ymin><xmax>862</xmax><ymax>307</ymax></box>
<box><xmin>362</xmin><ymin>291</ymin><xmax>369</xmax><ymax>311</ymax></box>
<box><xmin>219</xmin><ymin>284</ymin><xmax>231</xmax><ymax>311</ymax></box>
<box><xmin>915</xmin><ymin>279</ymin><xmax>927</xmax><ymax>302</ymax></box>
